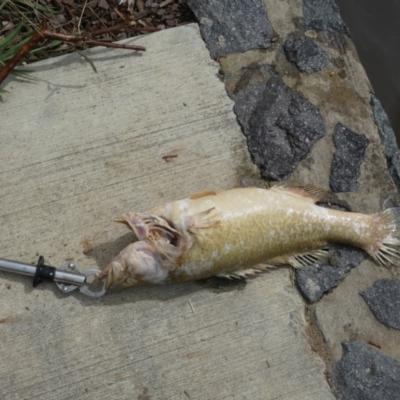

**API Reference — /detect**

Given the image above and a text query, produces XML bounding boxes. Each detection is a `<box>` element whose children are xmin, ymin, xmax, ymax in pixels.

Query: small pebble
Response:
<box><xmin>55</xmin><ymin>14</ymin><xmax>67</xmax><ymax>24</ymax></box>
<box><xmin>117</xmin><ymin>32</ymin><xmax>127</xmax><ymax>40</ymax></box>
<box><xmin>98</xmin><ymin>0</ymin><xmax>109</xmax><ymax>9</ymax></box>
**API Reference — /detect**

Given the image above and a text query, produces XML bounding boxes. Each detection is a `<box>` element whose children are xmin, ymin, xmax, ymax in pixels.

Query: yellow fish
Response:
<box><xmin>96</xmin><ymin>185</ymin><xmax>400</xmax><ymax>289</ymax></box>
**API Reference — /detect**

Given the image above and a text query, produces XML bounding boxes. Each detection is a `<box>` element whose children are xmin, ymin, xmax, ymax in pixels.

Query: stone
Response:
<box><xmin>187</xmin><ymin>0</ymin><xmax>273</xmax><ymax>58</ymax></box>
<box><xmin>282</xmin><ymin>37</ymin><xmax>329</xmax><ymax>73</ymax></box>
<box><xmin>97</xmin><ymin>0</ymin><xmax>109</xmax><ymax>9</ymax></box>
<box><xmin>382</xmin><ymin>192</ymin><xmax>400</xmax><ymax>209</ymax></box>
<box><xmin>296</xmin><ymin>245</ymin><xmax>366</xmax><ymax>303</ymax></box>
<box><xmin>371</xmin><ymin>94</ymin><xmax>400</xmax><ymax>190</ymax></box>
<box><xmin>388</xmin><ymin>152</ymin><xmax>400</xmax><ymax>189</ymax></box>
<box><xmin>331</xmin><ymin>340</ymin><xmax>400</xmax><ymax>400</ymax></box>
<box><xmin>371</xmin><ymin>95</ymin><xmax>398</xmax><ymax>158</ymax></box>
<box><xmin>55</xmin><ymin>14</ymin><xmax>67</xmax><ymax>24</ymax></box>
<box><xmin>330</xmin><ymin>123</ymin><xmax>370</xmax><ymax>192</ymax></box>
<box><xmin>229</xmin><ymin>63</ymin><xmax>273</xmax><ymax>127</ymax></box>
<box><xmin>302</xmin><ymin>0</ymin><xmax>351</xmax><ymax>37</ymax></box>
<box><xmin>233</xmin><ymin>67</ymin><xmax>325</xmax><ymax>180</ymax></box>
<box><xmin>361</xmin><ymin>279</ymin><xmax>400</xmax><ymax>330</ymax></box>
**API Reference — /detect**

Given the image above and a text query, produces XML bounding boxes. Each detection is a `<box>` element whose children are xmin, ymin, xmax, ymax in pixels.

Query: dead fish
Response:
<box><xmin>96</xmin><ymin>185</ymin><xmax>400</xmax><ymax>289</ymax></box>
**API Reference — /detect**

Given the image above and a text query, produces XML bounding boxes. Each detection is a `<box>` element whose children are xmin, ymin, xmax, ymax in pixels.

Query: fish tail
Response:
<box><xmin>370</xmin><ymin>208</ymin><xmax>400</xmax><ymax>266</ymax></box>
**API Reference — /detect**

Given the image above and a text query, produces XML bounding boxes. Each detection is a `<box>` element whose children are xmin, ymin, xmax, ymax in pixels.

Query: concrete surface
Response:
<box><xmin>0</xmin><ymin>24</ymin><xmax>334</xmax><ymax>399</ymax></box>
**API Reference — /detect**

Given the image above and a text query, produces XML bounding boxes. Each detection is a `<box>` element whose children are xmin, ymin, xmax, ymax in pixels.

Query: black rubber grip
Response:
<box><xmin>33</xmin><ymin>256</ymin><xmax>56</xmax><ymax>287</ymax></box>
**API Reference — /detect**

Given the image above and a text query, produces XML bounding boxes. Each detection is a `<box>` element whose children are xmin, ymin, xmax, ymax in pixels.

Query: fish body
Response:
<box><xmin>97</xmin><ymin>186</ymin><xmax>400</xmax><ymax>289</ymax></box>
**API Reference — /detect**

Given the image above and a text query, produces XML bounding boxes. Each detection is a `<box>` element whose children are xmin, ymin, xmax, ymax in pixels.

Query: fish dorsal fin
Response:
<box><xmin>188</xmin><ymin>190</ymin><xmax>216</xmax><ymax>200</ymax></box>
<box><xmin>272</xmin><ymin>184</ymin><xmax>349</xmax><ymax>209</ymax></box>
<box><xmin>272</xmin><ymin>183</ymin><xmax>330</xmax><ymax>202</ymax></box>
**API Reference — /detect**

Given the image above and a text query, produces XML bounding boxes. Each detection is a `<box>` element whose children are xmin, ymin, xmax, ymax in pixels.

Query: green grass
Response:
<box><xmin>12</xmin><ymin>0</ymin><xmax>60</xmax><ymax>14</ymax></box>
<box><xmin>0</xmin><ymin>1</ymin><xmax>63</xmax><ymax>91</ymax></box>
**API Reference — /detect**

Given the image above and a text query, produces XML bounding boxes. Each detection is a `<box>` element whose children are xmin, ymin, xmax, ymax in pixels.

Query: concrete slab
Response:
<box><xmin>0</xmin><ymin>25</ymin><xmax>333</xmax><ymax>399</ymax></box>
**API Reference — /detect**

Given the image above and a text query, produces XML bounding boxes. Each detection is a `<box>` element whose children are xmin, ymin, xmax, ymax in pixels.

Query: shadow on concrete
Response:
<box><xmin>74</xmin><ymin>232</ymin><xmax>249</xmax><ymax>306</ymax></box>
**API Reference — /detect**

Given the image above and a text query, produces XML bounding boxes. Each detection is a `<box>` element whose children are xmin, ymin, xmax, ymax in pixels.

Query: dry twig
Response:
<box><xmin>0</xmin><ymin>21</ymin><xmax>47</xmax><ymax>86</ymax></box>
<box><xmin>0</xmin><ymin>18</ymin><xmax>150</xmax><ymax>87</ymax></box>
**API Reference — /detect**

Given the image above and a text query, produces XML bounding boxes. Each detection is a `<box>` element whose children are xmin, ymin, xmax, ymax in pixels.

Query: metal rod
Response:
<box><xmin>0</xmin><ymin>258</ymin><xmax>86</xmax><ymax>287</ymax></box>
<box><xmin>54</xmin><ymin>270</ymin><xmax>86</xmax><ymax>286</ymax></box>
<box><xmin>0</xmin><ymin>258</ymin><xmax>36</xmax><ymax>277</ymax></box>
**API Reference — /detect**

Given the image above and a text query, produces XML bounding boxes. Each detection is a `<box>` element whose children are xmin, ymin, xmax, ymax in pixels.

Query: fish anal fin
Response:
<box><xmin>217</xmin><ymin>264</ymin><xmax>273</xmax><ymax>279</ymax></box>
<box><xmin>264</xmin><ymin>256</ymin><xmax>288</xmax><ymax>266</ymax></box>
<box><xmin>188</xmin><ymin>208</ymin><xmax>221</xmax><ymax>233</ymax></box>
<box><xmin>188</xmin><ymin>189</ymin><xmax>216</xmax><ymax>200</ymax></box>
<box><xmin>288</xmin><ymin>247</ymin><xmax>333</xmax><ymax>269</ymax></box>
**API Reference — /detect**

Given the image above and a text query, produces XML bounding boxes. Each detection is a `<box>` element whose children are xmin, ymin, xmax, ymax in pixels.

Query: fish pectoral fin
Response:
<box><xmin>287</xmin><ymin>247</ymin><xmax>332</xmax><ymax>269</ymax></box>
<box><xmin>188</xmin><ymin>208</ymin><xmax>221</xmax><ymax>233</ymax></box>
<box><xmin>272</xmin><ymin>184</ymin><xmax>350</xmax><ymax>210</ymax></box>
<box><xmin>217</xmin><ymin>264</ymin><xmax>274</xmax><ymax>279</ymax></box>
<box><xmin>188</xmin><ymin>189</ymin><xmax>217</xmax><ymax>200</ymax></box>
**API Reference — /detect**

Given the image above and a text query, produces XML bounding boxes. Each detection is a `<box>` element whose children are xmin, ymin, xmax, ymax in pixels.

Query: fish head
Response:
<box><xmin>100</xmin><ymin>241</ymin><xmax>170</xmax><ymax>289</ymax></box>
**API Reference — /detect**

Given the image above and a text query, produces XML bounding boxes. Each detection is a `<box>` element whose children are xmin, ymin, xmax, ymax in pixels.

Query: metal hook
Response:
<box><xmin>56</xmin><ymin>263</ymin><xmax>107</xmax><ymax>297</ymax></box>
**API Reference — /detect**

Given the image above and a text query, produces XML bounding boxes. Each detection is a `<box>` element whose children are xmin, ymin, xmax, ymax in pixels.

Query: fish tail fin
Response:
<box><xmin>370</xmin><ymin>208</ymin><xmax>400</xmax><ymax>267</ymax></box>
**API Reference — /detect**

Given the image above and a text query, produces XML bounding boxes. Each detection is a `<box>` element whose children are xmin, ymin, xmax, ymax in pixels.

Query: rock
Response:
<box><xmin>302</xmin><ymin>0</ymin><xmax>351</xmax><ymax>37</ymax></box>
<box><xmin>371</xmin><ymin>94</ymin><xmax>400</xmax><ymax>190</ymax></box>
<box><xmin>382</xmin><ymin>192</ymin><xmax>400</xmax><ymax>209</ymax></box>
<box><xmin>360</xmin><ymin>279</ymin><xmax>400</xmax><ymax>330</ymax></box>
<box><xmin>187</xmin><ymin>0</ymin><xmax>273</xmax><ymax>58</ymax></box>
<box><xmin>389</xmin><ymin>149</ymin><xmax>400</xmax><ymax>174</ymax></box>
<box><xmin>117</xmin><ymin>32</ymin><xmax>127</xmax><ymax>40</ymax></box>
<box><xmin>331</xmin><ymin>340</ymin><xmax>400</xmax><ymax>400</ymax></box>
<box><xmin>228</xmin><ymin>63</ymin><xmax>273</xmax><ymax>119</ymax></box>
<box><xmin>232</xmin><ymin>66</ymin><xmax>325</xmax><ymax>180</ymax></box>
<box><xmin>371</xmin><ymin>95</ymin><xmax>398</xmax><ymax>158</ymax></box>
<box><xmin>296</xmin><ymin>245</ymin><xmax>366</xmax><ymax>303</ymax></box>
<box><xmin>388</xmin><ymin>152</ymin><xmax>400</xmax><ymax>189</ymax></box>
<box><xmin>55</xmin><ymin>14</ymin><xmax>67</xmax><ymax>24</ymax></box>
<box><xmin>330</xmin><ymin>123</ymin><xmax>369</xmax><ymax>192</ymax></box>
<box><xmin>98</xmin><ymin>0</ymin><xmax>109</xmax><ymax>9</ymax></box>
<box><xmin>282</xmin><ymin>37</ymin><xmax>329</xmax><ymax>73</ymax></box>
